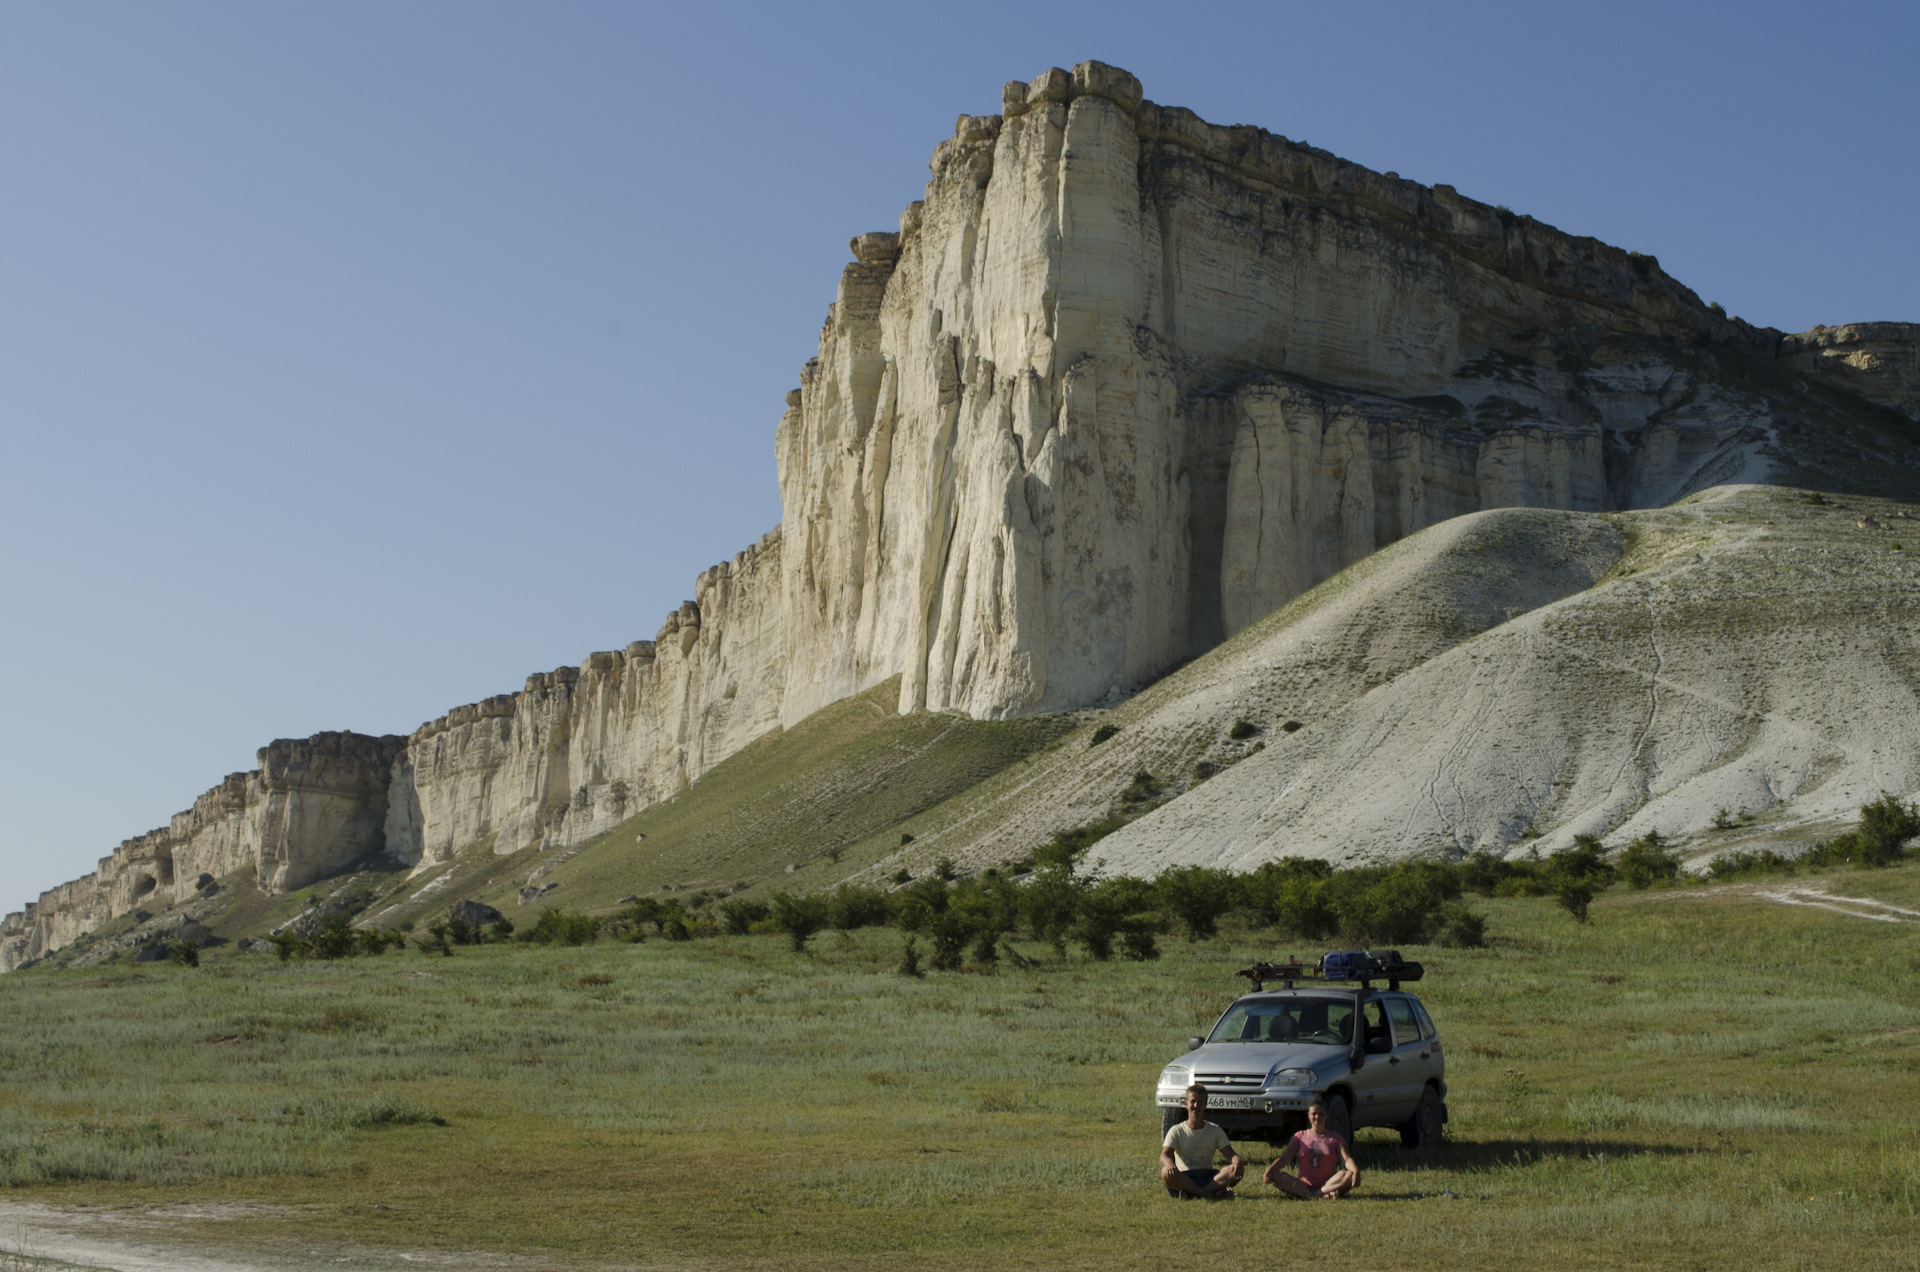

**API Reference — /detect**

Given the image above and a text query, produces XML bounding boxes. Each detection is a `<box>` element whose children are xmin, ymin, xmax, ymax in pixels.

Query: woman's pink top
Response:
<box><xmin>1290</xmin><ymin>1129</ymin><xmax>1348</xmax><ymax>1188</ymax></box>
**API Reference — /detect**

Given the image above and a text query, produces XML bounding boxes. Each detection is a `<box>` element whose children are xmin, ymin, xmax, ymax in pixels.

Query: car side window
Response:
<box><xmin>1384</xmin><ymin>996</ymin><xmax>1419</xmax><ymax>1045</ymax></box>
<box><xmin>1410</xmin><ymin>999</ymin><xmax>1437</xmax><ymax>1040</ymax></box>
<box><xmin>1362</xmin><ymin>1000</ymin><xmax>1390</xmax><ymax>1051</ymax></box>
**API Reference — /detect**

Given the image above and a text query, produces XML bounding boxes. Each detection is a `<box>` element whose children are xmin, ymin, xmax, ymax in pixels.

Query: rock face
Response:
<box><xmin>7</xmin><ymin>61</ymin><xmax>1914</xmax><ymax>971</ymax></box>
<box><xmin>1779</xmin><ymin>323</ymin><xmax>1920</xmax><ymax>422</ymax></box>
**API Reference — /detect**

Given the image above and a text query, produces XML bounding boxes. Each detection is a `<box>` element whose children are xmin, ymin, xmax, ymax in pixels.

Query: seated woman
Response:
<box><xmin>1262</xmin><ymin>1098</ymin><xmax>1360</xmax><ymax>1200</ymax></box>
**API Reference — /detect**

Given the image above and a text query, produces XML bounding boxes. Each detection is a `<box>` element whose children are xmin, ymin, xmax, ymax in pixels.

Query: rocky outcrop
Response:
<box><xmin>771</xmin><ymin>61</ymin><xmax>1807</xmax><ymax>725</ymax></box>
<box><xmin>1</xmin><ymin>733</ymin><xmax>402</xmax><ymax>969</ymax></box>
<box><xmin>9</xmin><ymin>60</ymin><xmax>1914</xmax><ymax>970</ymax></box>
<box><xmin>1779</xmin><ymin>323</ymin><xmax>1920</xmax><ymax>422</ymax></box>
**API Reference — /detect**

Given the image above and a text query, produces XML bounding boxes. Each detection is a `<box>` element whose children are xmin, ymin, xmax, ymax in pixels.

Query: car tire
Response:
<box><xmin>1323</xmin><ymin>1092</ymin><xmax>1353</xmax><ymax>1143</ymax></box>
<box><xmin>1399</xmin><ymin>1085</ymin><xmax>1443</xmax><ymax>1149</ymax></box>
<box><xmin>1161</xmin><ymin>1107</ymin><xmax>1183</xmax><ymax>1137</ymax></box>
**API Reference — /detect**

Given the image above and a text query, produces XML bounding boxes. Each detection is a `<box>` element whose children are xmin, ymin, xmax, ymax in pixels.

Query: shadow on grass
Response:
<box><xmin>1359</xmin><ymin>1138</ymin><xmax>1695</xmax><ymax>1171</ymax></box>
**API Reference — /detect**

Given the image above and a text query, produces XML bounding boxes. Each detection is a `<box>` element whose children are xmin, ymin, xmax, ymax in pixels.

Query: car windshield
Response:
<box><xmin>1207</xmin><ymin>998</ymin><xmax>1354</xmax><ymax>1045</ymax></box>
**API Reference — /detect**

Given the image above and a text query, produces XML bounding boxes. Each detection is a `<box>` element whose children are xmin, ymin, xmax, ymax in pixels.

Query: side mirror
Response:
<box><xmin>1368</xmin><ymin>1036</ymin><xmax>1393</xmax><ymax>1055</ymax></box>
<box><xmin>1187</xmin><ymin>1036</ymin><xmax>1204</xmax><ymax>1052</ymax></box>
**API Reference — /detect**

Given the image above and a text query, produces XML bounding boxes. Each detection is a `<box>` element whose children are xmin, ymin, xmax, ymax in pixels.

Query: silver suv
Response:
<box><xmin>1156</xmin><ymin>985</ymin><xmax>1448</xmax><ymax>1148</ymax></box>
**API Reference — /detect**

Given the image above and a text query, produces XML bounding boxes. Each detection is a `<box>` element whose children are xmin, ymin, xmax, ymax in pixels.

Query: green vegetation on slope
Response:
<box><xmin>473</xmin><ymin>676</ymin><xmax>1079</xmax><ymax>917</ymax></box>
<box><xmin>3</xmin><ymin>861</ymin><xmax>1919</xmax><ymax>1271</ymax></box>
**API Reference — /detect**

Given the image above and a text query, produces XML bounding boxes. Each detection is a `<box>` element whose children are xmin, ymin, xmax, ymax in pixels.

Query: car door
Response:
<box><xmin>1346</xmin><ymin>997</ymin><xmax>1399</xmax><ymax>1126</ymax></box>
<box><xmin>1378</xmin><ymin>996</ymin><xmax>1427</xmax><ymax>1122</ymax></box>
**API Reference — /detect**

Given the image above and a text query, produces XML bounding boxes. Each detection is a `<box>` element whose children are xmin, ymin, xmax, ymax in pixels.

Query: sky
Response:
<box><xmin>3</xmin><ymin>0</ymin><xmax>1916</xmax><ymax>913</ymax></box>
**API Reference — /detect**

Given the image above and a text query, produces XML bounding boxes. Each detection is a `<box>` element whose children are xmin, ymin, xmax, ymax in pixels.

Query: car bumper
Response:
<box><xmin>1156</xmin><ymin>1088</ymin><xmax>1318</xmax><ymax>1114</ymax></box>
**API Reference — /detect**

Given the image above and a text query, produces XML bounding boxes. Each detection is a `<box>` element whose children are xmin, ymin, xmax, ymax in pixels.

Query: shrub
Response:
<box><xmin>1434</xmin><ymin>903</ymin><xmax>1487</xmax><ymax>948</ymax></box>
<box><xmin>1156</xmin><ymin>866</ymin><xmax>1237</xmax><ymax>941</ymax></box>
<box><xmin>828</xmin><ymin>884</ymin><xmax>894</xmax><ymax>931</ymax></box>
<box><xmin>1854</xmin><ymin>793</ymin><xmax>1920</xmax><ymax>865</ymax></box>
<box><xmin>1556</xmin><ymin>878</ymin><xmax>1596</xmax><ymax>923</ymax></box>
<box><xmin>418</xmin><ymin>922</ymin><xmax>454</xmax><ymax>956</ymax></box>
<box><xmin>1552</xmin><ymin>835</ymin><xmax>1617</xmax><ymax>887</ymax></box>
<box><xmin>716</xmin><ymin>899</ymin><xmax>770</xmax><ymax>936</ymax></box>
<box><xmin>1241</xmin><ymin>859</ymin><xmax>1336</xmax><ymax>936</ymax></box>
<box><xmin>268</xmin><ymin>932</ymin><xmax>305</xmax><ymax>962</ymax></box>
<box><xmin>1326</xmin><ymin>863</ymin><xmax>1460</xmax><ymax>945</ymax></box>
<box><xmin>521</xmin><ymin>910</ymin><xmax>600</xmax><ymax>947</ymax></box>
<box><xmin>1618</xmin><ymin>830</ymin><xmax>1681</xmax><ymax>890</ymax></box>
<box><xmin>897</xmin><ymin>936</ymin><xmax>924</xmax><ymax>978</ymax></box>
<box><xmin>1089</xmin><ymin>723</ymin><xmax>1119</xmax><ymax>746</ymax></box>
<box><xmin>167</xmin><ymin>941</ymin><xmax>200</xmax><ymax>968</ymax></box>
<box><xmin>353</xmin><ymin>929</ymin><xmax>395</xmax><ymax>956</ymax></box>
<box><xmin>1707</xmin><ymin>849</ymin><xmax>1794</xmax><ymax>880</ymax></box>
<box><xmin>1120</xmin><ymin>770</ymin><xmax>1165</xmax><ymax>808</ymax></box>
<box><xmin>1228</xmin><ymin>719</ymin><xmax>1259</xmax><ymax>740</ymax></box>
<box><xmin>308</xmin><ymin>914</ymin><xmax>358</xmax><ymax>960</ymax></box>
<box><xmin>1118</xmin><ymin>913</ymin><xmax>1163</xmax><ymax>961</ymax></box>
<box><xmin>933</xmin><ymin>857</ymin><xmax>958</xmax><ymax>882</ymax></box>
<box><xmin>769</xmin><ymin>892</ymin><xmax>829</xmax><ymax>952</ymax></box>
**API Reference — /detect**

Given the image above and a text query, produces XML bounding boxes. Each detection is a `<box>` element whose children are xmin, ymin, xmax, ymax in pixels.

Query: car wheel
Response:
<box><xmin>1399</xmin><ymin>1086</ymin><xmax>1443</xmax><ymax>1149</ymax></box>
<box><xmin>1323</xmin><ymin>1092</ymin><xmax>1353</xmax><ymax>1143</ymax></box>
<box><xmin>1161</xmin><ymin>1107</ymin><xmax>1183</xmax><ymax>1137</ymax></box>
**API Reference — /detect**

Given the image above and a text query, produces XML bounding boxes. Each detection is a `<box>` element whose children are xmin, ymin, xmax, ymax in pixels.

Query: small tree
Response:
<box><xmin>1555</xmin><ymin>878</ymin><xmax>1596</xmax><ymax>924</ymax></box>
<box><xmin>1156</xmin><ymin>866</ymin><xmax>1236</xmax><ymax>942</ymax></box>
<box><xmin>769</xmin><ymin>892</ymin><xmax>829</xmax><ymax>952</ymax></box>
<box><xmin>1618</xmin><ymin>830</ymin><xmax>1681</xmax><ymax>890</ymax></box>
<box><xmin>897</xmin><ymin>936</ymin><xmax>924</xmax><ymax>978</ymax></box>
<box><xmin>167</xmin><ymin>941</ymin><xmax>200</xmax><ymax>968</ymax></box>
<box><xmin>716</xmin><ymin>898</ymin><xmax>769</xmax><ymax>936</ymax></box>
<box><xmin>268</xmin><ymin>932</ymin><xmax>305</xmax><ymax>962</ymax></box>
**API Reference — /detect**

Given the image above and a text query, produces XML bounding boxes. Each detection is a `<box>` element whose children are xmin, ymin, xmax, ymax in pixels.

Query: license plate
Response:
<box><xmin>1208</xmin><ymin>1095</ymin><xmax>1253</xmax><ymax>1109</ymax></box>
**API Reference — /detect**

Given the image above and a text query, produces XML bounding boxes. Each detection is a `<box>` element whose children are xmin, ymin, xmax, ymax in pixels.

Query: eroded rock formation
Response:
<box><xmin>8</xmin><ymin>61</ymin><xmax>1913</xmax><ymax>970</ymax></box>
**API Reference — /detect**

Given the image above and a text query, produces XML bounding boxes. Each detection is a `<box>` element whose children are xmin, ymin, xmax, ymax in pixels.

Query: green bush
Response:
<box><xmin>1556</xmin><ymin>878</ymin><xmax>1596</xmax><ymax>924</ymax></box>
<box><xmin>1706</xmin><ymin>850</ymin><xmax>1795</xmax><ymax>880</ymax></box>
<box><xmin>308</xmin><ymin>914</ymin><xmax>358</xmax><ymax>960</ymax></box>
<box><xmin>521</xmin><ymin>910</ymin><xmax>601</xmax><ymax>947</ymax></box>
<box><xmin>1434</xmin><ymin>903</ymin><xmax>1487</xmax><ymax>948</ymax></box>
<box><xmin>769</xmin><ymin>892</ymin><xmax>829</xmax><ymax>952</ymax></box>
<box><xmin>1325</xmin><ymin>863</ymin><xmax>1461</xmax><ymax>945</ymax></box>
<box><xmin>1228</xmin><ymin>719</ymin><xmax>1259</xmax><ymax>740</ymax></box>
<box><xmin>167</xmin><ymin>941</ymin><xmax>200</xmax><ymax>968</ymax></box>
<box><xmin>1156</xmin><ymin>866</ymin><xmax>1236</xmax><ymax>942</ymax></box>
<box><xmin>716</xmin><ymin>898</ymin><xmax>770</xmax><ymax>936</ymax></box>
<box><xmin>1618</xmin><ymin>830</ymin><xmax>1681</xmax><ymax>890</ymax></box>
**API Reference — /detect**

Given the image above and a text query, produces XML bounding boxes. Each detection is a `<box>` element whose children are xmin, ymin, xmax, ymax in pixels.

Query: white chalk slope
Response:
<box><xmin>885</xmin><ymin>485</ymin><xmax>1920</xmax><ymax>877</ymax></box>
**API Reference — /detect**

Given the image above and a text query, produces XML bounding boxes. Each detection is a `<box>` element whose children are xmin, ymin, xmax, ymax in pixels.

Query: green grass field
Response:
<box><xmin>5</xmin><ymin>862</ymin><xmax>1919</xmax><ymax>1270</ymax></box>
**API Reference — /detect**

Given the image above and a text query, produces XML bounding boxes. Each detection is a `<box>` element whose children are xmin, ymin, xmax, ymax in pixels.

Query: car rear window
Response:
<box><xmin>1384</xmin><ymin>996</ymin><xmax>1420</xmax><ymax>1044</ymax></box>
<box><xmin>1410</xmin><ymin>999</ymin><xmax>1437</xmax><ymax>1040</ymax></box>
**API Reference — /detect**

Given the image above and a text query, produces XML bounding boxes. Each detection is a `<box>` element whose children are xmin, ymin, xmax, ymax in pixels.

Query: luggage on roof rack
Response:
<box><xmin>1236</xmin><ymin>950</ymin><xmax>1425</xmax><ymax>991</ymax></box>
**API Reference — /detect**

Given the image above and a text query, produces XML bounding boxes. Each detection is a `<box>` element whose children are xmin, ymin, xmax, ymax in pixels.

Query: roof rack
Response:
<box><xmin>1236</xmin><ymin>949</ymin><xmax>1425</xmax><ymax>992</ymax></box>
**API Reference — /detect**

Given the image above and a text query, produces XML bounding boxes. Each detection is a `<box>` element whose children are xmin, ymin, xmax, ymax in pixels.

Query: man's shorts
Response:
<box><xmin>1166</xmin><ymin>1168</ymin><xmax>1217</xmax><ymax>1197</ymax></box>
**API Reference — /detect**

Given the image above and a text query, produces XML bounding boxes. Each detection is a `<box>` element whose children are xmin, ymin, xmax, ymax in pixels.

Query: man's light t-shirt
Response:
<box><xmin>1162</xmin><ymin>1120</ymin><xmax>1232</xmax><ymax>1173</ymax></box>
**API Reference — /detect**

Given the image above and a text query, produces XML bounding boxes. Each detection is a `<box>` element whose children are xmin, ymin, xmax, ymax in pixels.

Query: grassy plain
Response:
<box><xmin>5</xmin><ymin>866</ymin><xmax>1920</xmax><ymax>1271</ymax></box>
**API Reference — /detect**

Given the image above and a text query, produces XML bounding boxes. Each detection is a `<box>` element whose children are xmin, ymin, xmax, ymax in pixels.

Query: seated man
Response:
<box><xmin>1160</xmin><ymin>1084</ymin><xmax>1245</xmax><ymax>1199</ymax></box>
<box><xmin>1263</xmin><ymin>1098</ymin><xmax>1360</xmax><ymax>1199</ymax></box>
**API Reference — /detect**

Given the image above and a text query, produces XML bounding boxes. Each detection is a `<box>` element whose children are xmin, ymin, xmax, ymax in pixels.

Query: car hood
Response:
<box><xmin>1175</xmin><ymin>1041</ymin><xmax>1350</xmax><ymax>1076</ymax></box>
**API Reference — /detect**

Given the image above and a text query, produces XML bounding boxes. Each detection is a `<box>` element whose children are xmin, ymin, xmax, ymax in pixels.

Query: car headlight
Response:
<box><xmin>1269</xmin><ymin>1068</ymin><xmax>1316</xmax><ymax>1088</ymax></box>
<box><xmin>1159</xmin><ymin>1065</ymin><xmax>1191</xmax><ymax>1089</ymax></box>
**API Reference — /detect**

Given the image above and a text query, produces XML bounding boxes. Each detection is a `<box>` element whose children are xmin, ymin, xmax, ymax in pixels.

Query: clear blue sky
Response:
<box><xmin>3</xmin><ymin>0</ymin><xmax>1915</xmax><ymax>912</ymax></box>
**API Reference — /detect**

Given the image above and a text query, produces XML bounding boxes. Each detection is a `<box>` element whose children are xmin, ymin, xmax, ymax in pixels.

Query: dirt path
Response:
<box><xmin>0</xmin><ymin>1203</ymin><xmax>538</xmax><ymax>1272</ymax></box>
<box><xmin>1753</xmin><ymin>886</ymin><xmax>1920</xmax><ymax>922</ymax></box>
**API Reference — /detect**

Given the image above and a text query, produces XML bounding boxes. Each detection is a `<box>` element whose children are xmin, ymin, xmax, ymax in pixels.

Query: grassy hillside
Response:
<box><xmin>3</xmin><ymin>862</ymin><xmax>1917</xmax><ymax>1270</ymax></box>
<box><xmin>451</xmin><ymin>676</ymin><xmax>1079</xmax><ymax>917</ymax></box>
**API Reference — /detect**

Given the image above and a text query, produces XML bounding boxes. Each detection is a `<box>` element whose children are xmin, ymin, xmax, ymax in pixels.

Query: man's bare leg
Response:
<box><xmin>1161</xmin><ymin>1164</ymin><xmax>1211</xmax><ymax>1198</ymax></box>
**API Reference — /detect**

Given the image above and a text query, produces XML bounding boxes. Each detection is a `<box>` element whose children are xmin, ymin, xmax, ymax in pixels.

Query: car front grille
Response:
<box><xmin>1193</xmin><ymin>1071</ymin><xmax>1265</xmax><ymax>1090</ymax></box>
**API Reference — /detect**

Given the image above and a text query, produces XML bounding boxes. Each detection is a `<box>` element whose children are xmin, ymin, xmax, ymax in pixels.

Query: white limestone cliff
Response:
<box><xmin>8</xmin><ymin>61</ymin><xmax>1914</xmax><ymax>970</ymax></box>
